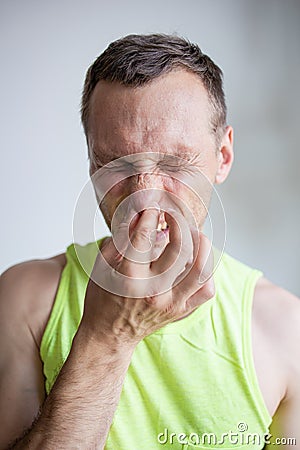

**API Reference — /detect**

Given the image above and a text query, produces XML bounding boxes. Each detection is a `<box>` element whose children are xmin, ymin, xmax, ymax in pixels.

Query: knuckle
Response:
<box><xmin>118</xmin><ymin>222</ymin><xmax>129</xmax><ymax>232</ymax></box>
<box><xmin>133</xmin><ymin>227</ymin><xmax>151</xmax><ymax>242</ymax></box>
<box><xmin>163</xmin><ymin>301</ymin><xmax>176</xmax><ymax>315</ymax></box>
<box><xmin>144</xmin><ymin>296</ymin><xmax>158</xmax><ymax>306</ymax></box>
<box><xmin>164</xmin><ymin>296</ymin><xmax>185</xmax><ymax>316</ymax></box>
<box><xmin>115</xmin><ymin>223</ymin><xmax>130</xmax><ymax>242</ymax></box>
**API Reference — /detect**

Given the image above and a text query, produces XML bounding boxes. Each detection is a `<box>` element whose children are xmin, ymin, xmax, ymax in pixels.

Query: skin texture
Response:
<box><xmin>88</xmin><ymin>70</ymin><xmax>230</xmax><ymax>229</ymax></box>
<box><xmin>0</xmin><ymin>69</ymin><xmax>299</xmax><ymax>449</ymax></box>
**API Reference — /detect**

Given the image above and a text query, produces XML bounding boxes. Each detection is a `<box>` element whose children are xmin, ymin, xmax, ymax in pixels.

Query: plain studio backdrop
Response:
<box><xmin>1</xmin><ymin>0</ymin><xmax>300</xmax><ymax>296</ymax></box>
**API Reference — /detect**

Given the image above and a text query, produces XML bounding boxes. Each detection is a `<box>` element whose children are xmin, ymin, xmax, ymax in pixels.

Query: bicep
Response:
<box><xmin>0</xmin><ymin>339</ymin><xmax>45</xmax><ymax>448</ymax></box>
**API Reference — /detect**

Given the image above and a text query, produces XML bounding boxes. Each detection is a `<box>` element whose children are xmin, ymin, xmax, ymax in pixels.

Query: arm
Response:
<box><xmin>267</xmin><ymin>319</ymin><xmax>300</xmax><ymax>449</ymax></box>
<box><xmin>10</xmin><ymin>327</ymin><xmax>135</xmax><ymax>450</ymax></box>
<box><xmin>0</xmin><ymin>261</ymin><xmax>134</xmax><ymax>450</ymax></box>
<box><xmin>0</xmin><ymin>262</ymin><xmax>134</xmax><ymax>450</ymax></box>
<box><xmin>2</xmin><ymin>209</ymin><xmax>214</xmax><ymax>450</ymax></box>
<box><xmin>267</xmin><ymin>384</ymin><xmax>300</xmax><ymax>448</ymax></box>
<box><xmin>261</xmin><ymin>284</ymin><xmax>300</xmax><ymax>449</ymax></box>
<box><xmin>0</xmin><ymin>259</ymin><xmax>63</xmax><ymax>449</ymax></box>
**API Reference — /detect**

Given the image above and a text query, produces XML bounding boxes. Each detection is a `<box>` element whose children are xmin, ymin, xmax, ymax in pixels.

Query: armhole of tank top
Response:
<box><xmin>40</xmin><ymin>249</ymin><xmax>72</xmax><ymax>365</ymax></box>
<box><xmin>40</xmin><ymin>238</ymin><xmax>106</xmax><ymax>365</ymax></box>
<box><xmin>242</xmin><ymin>269</ymin><xmax>272</xmax><ymax>427</ymax></box>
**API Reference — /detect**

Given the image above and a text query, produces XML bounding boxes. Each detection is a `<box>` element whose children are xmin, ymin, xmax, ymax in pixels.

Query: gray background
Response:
<box><xmin>1</xmin><ymin>0</ymin><xmax>299</xmax><ymax>295</ymax></box>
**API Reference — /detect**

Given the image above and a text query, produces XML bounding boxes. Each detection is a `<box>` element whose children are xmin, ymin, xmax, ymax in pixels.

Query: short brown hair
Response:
<box><xmin>81</xmin><ymin>33</ymin><xmax>227</xmax><ymax>145</ymax></box>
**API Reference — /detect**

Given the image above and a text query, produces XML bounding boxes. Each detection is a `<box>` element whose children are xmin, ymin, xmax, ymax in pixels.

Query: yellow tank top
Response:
<box><xmin>40</xmin><ymin>240</ymin><xmax>272</xmax><ymax>449</ymax></box>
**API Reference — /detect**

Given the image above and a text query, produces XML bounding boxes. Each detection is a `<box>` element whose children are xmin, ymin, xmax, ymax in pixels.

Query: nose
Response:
<box><xmin>135</xmin><ymin>172</ymin><xmax>164</xmax><ymax>189</ymax></box>
<box><xmin>129</xmin><ymin>172</ymin><xmax>164</xmax><ymax>211</ymax></box>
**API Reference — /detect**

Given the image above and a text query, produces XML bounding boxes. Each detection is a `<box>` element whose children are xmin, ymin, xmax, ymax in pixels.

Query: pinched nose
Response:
<box><xmin>134</xmin><ymin>173</ymin><xmax>164</xmax><ymax>189</ymax></box>
<box><xmin>128</xmin><ymin>173</ymin><xmax>165</xmax><ymax>212</ymax></box>
<box><xmin>129</xmin><ymin>187</ymin><xmax>163</xmax><ymax>213</ymax></box>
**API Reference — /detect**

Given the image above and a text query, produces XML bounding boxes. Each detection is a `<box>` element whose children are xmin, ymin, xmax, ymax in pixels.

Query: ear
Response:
<box><xmin>215</xmin><ymin>126</ymin><xmax>234</xmax><ymax>185</ymax></box>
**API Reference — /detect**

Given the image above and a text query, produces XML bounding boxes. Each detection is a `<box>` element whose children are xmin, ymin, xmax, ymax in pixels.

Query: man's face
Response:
<box><xmin>87</xmin><ymin>69</ymin><xmax>227</xmax><ymax>231</ymax></box>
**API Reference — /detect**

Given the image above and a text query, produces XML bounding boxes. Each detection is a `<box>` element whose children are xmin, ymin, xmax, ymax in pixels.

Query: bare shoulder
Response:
<box><xmin>0</xmin><ymin>253</ymin><xmax>67</xmax><ymax>447</ymax></box>
<box><xmin>253</xmin><ymin>276</ymin><xmax>300</xmax><ymax>343</ymax></box>
<box><xmin>253</xmin><ymin>277</ymin><xmax>300</xmax><ymax>409</ymax></box>
<box><xmin>0</xmin><ymin>252</ymin><xmax>67</xmax><ymax>347</ymax></box>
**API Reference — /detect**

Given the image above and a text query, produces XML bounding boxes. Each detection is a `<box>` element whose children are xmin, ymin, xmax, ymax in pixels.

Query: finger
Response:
<box><xmin>98</xmin><ymin>222</ymin><xmax>133</xmax><ymax>269</ymax></box>
<box><xmin>120</xmin><ymin>207</ymin><xmax>161</xmax><ymax>277</ymax></box>
<box><xmin>172</xmin><ymin>232</ymin><xmax>214</xmax><ymax>304</ymax></box>
<box><xmin>186</xmin><ymin>276</ymin><xmax>215</xmax><ymax>311</ymax></box>
<box><xmin>151</xmin><ymin>209</ymin><xmax>193</xmax><ymax>277</ymax></box>
<box><xmin>95</xmin><ymin>236</ymin><xmax>121</xmax><ymax>267</ymax></box>
<box><xmin>111</xmin><ymin>202</ymin><xmax>139</xmax><ymax>260</ymax></box>
<box><xmin>89</xmin><ymin>237</ymin><xmax>119</xmax><ymax>288</ymax></box>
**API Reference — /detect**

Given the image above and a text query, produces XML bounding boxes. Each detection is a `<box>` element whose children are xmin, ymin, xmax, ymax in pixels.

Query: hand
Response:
<box><xmin>80</xmin><ymin>207</ymin><xmax>215</xmax><ymax>347</ymax></box>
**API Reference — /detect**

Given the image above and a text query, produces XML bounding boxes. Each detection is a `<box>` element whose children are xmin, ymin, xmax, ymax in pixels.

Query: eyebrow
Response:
<box><xmin>91</xmin><ymin>147</ymin><xmax>199</xmax><ymax>166</ymax></box>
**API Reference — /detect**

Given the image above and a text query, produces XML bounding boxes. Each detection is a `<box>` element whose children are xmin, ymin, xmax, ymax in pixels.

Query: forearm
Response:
<box><xmin>9</xmin><ymin>327</ymin><xmax>134</xmax><ymax>450</ymax></box>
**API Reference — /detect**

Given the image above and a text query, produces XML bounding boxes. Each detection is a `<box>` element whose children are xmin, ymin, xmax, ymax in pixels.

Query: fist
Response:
<box><xmin>81</xmin><ymin>206</ymin><xmax>215</xmax><ymax>346</ymax></box>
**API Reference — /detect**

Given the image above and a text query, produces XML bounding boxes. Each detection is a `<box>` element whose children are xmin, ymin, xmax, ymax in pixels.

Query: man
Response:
<box><xmin>0</xmin><ymin>34</ymin><xmax>299</xmax><ymax>450</ymax></box>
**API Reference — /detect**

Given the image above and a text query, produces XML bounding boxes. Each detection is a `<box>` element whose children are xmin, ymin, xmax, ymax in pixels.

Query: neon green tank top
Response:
<box><xmin>40</xmin><ymin>240</ymin><xmax>272</xmax><ymax>449</ymax></box>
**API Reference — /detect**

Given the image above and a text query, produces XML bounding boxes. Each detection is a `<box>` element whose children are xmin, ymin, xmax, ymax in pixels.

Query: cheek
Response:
<box><xmin>101</xmin><ymin>184</ymin><xmax>126</xmax><ymax>214</ymax></box>
<box><xmin>161</xmin><ymin>174</ymin><xmax>177</xmax><ymax>193</ymax></box>
<box><xmin>106</xmin><ymin>175</ymin><xmax>131</xmax><ymax>197</ymax></box>
<box><xmin>99</xmin><ymin>177</ymin><xmax>137</xmax><ymax>223</ymax></box>
<box><xmin>161</xmin><ymin>178</ymin><xmax>195</xmax><ymax>214</ymax></box>
<box><xmin>168</xmin><ymin>178</ymin><xmax>212</xmax><ymax>227</ymax></box>
<box><xmin>99</xmin><ymin>172</ymin><xmax>211</xmax><ymax>211</ymax></box>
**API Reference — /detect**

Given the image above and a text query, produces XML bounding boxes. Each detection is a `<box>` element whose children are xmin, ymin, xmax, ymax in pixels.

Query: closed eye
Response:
<box><xmin>106</xmin><ymin>162</ymin><xmax>134</xmax><ymax>173</ymax></box>
<box><xmin>158</xmin><ymin>161</ymin><xmax>195</xmax><ymax>175</ymax></box>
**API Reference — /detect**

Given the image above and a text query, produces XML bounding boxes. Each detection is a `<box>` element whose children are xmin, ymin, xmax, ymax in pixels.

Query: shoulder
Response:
<box><xmin>253</xmin><ymin>277</ymin><xmax>300</xmax><ymax>400</ymax></box>
<box><xmin>253</xmin><ymin>277</ymin><xmax>300</xmax><ymax>345</ymax></box>
<box><xmin>0</xmin><ymin>252</ymin><xmax>67</xmax><ymax>347</ymax></box>
<box><xmin>0</xmin><ymin>254</ymin><xmax>67</xmax><ymax>447</ymax></box>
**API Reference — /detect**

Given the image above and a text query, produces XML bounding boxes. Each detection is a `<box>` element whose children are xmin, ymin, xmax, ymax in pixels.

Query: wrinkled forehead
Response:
<box><xmin>87</xmin><ymin>70</ymin><xmax>215</xmax><ymax>163</ymax></box>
